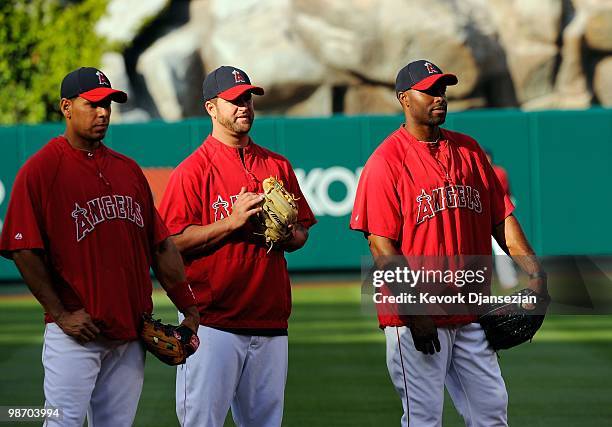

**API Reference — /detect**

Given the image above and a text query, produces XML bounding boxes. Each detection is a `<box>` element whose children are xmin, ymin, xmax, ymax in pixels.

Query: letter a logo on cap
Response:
<box><xmin>96</xmin><ymin>71</ymin><xmax>110</xmax><ymax>86</ymax></box>
<box><xmin>424</xmin><ymin>62</ymin><xmax>437</xmax><ymax>74</ymax></box>
<box><xmin>232</xmin><ymin>70</ymin><xmax>245</xmax><ymax>83</ymax></box>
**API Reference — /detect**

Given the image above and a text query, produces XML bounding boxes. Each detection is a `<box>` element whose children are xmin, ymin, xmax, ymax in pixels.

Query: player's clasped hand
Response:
<box><xmin>409</xmin><ymin>315</ymin><xmax>441</xmax><ymax>355</ymax></box>
<box><xmin>56</xmin><ymin>308</ymin><xmax>100</xmax><ymax>344</ymax></box>
<box><xmin>229</xmin><ymin>186</ymin><xmax>264</xmax><ymax>228</ymax></box>
<box><xmin>280</xmin><ymin>223</ymin><xmax>308</xmax><ymax>252</ymax></box>
<box><xmin>179</xmin><ymin>307</ymin><xmax>201</xmax><ymax>335</ymax></box>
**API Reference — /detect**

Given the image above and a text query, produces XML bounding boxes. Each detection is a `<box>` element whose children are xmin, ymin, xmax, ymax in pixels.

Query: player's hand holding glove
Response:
<box><xmin>140</xmin><ymin>314</ymin><xmax>200</xmax><ymax>365</ymax></box>
<box><xmin>256</xmin><ymin>176</ymin><xmax>299</xmax><ymax>251</ymax></box>
<box><xmin>479</xmin><ymin>288</ymin><xmax>550</xmax><ymax>351</ymax></box>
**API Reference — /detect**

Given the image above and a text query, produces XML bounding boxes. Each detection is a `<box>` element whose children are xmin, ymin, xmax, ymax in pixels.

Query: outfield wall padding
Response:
<box><xmin>0</xmin><ymin>109</ymin><xmax>610</xmax><ymax>278</ymax></box>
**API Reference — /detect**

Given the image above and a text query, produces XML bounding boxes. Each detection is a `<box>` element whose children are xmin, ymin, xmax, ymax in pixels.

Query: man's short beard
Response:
<box><xmin>428</xmin><ymin>114</ymin><xmax>446</xmax><ymax>126</ymax></box>
<box><xmin>218</xmin><ymin>115</ymin><xmax>252</xmax><ymax>134</ymax></box>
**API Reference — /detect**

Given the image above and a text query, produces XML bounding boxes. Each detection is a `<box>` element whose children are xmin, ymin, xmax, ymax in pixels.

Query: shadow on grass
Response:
<box><xmin>1</xmin><ymin>299</ymin><xmax>611</xmax><ymax>426</ymax></box>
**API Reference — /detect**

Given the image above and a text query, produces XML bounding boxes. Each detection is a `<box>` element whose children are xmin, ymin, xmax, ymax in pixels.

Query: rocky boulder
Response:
<box><xmin>99</xmin><ymin>0</ymin><xmax>608</xmax><ymax>122</ymax></box>
<box><xmin>202</xmin><ymin>0</ymin><xmax>326</xmax><ymax>111</ymax></box>
<box><xmin>136</xmin><ymin>24</ymin><xmax>205</xmax><ymax>120</ymax></box>
<box><xmin>594</xmin><ymin>56</ymin><xmax>612</xmax><ymax>106</ymax></box>
<box><xmin>96</xmin><ymin>0</ymin><xmax>170</xmax><ymax>46</ymax></box>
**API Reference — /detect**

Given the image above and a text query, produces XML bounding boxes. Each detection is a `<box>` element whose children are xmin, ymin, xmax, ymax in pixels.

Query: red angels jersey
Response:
<box><xmin>350</xmin><ymin>127</ymin><xmax>514</xmax><ymax>328</ymax></box>
<box><xmin>158</xmin><ymin>136</ymin><xmax>316</xmax><ymax>329</ymax></box>
<box><xmin>0</xmin><ymin>136</ymin><xmax>168</xmax><ymax>340</ymax></box>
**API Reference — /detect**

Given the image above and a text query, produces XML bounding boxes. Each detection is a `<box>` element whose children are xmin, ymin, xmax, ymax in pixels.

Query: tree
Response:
<box><xmin>0</xmin><ymin>0</ymin><xmax>108</xmax><ymax>124</ymax></box>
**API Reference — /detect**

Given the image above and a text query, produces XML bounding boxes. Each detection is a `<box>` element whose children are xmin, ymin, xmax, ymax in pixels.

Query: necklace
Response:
<box><xmin>418</xmin><ymin>129</ymin><xmax>442</xmax><ymax>144</ymax></box>
<box><xmin>62</xmin><ymin>134</ymin><xmax>100</xmax><ymax>153</ymax></box>
<box><xmin>421</xmin><ymin>130</ymin><xmax>455</xmax><ymax>184</ymax></box>
<box><xmin>433</xmin><ymin>142</ymin><xmax>455</xmax><ymax>184</ymax></box>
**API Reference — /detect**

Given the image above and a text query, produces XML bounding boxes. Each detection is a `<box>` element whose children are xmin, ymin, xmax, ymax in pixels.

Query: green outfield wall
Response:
<box><xmin>0</xmin><ymin>109</ymin><xmax>610</xmax><ymax>279</ymax></box>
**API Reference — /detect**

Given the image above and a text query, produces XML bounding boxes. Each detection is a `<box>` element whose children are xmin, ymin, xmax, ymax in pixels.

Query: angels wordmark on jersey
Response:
<box><xmin>72</xmin><ymin>194</ymin><xmax>144</xmax><ymax>241</ymax></box>
<box><xmin>416</xmin><ymin>184</ymin><xmax>482</xmax><ymax>224</ymax></box>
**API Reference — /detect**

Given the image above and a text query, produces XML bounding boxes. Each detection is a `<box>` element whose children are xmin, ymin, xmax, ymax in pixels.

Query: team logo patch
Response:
<box><xmin>96</xmin><ymin>71</ymin><xmax>110</xmax><ymax>86</ymax></box>
<box><xmin>424</xmin><ymin>62</ymin><xmax>438</xmax><ymax>74</ymax></box>
<box><xmin>14</xmin><ymin>233</ymin><xmax>23</xmax><ymax>240</ymax></box>
<box><xmin>232</xmin><ymin>70</ymin><xmax>245</xmax><ymax>83</ymax></box>
<box><xmin>211</xmin><ymin>193</ymin><xmax>244</xmax><ymax>221</ymax></box>
<box><xmin>212</xmin><ymin>195</ymin><xmax>230</xmax><ymax>221</ymax></box>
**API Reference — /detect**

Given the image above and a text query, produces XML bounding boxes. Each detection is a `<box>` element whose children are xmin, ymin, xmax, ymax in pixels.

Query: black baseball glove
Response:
<box><xmin>479</xmin><ymin>288</ymin><xmax>550</xmax><ymax>351</ymax></box>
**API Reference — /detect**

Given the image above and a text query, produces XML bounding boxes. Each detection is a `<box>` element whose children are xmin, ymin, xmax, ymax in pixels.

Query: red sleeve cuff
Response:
<box><xmin>166</xmin><ymin>282</ymin><xmax>197</xmax><ymax>313</ymax></box>
<box><xmin>349</xmin><ymin>223</ymin><xmax>399</xmax><ymax>242</ymax></box>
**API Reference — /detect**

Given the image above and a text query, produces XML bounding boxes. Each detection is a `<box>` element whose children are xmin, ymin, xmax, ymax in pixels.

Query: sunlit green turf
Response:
<box><xmin>1</xmin><ymin>284</ymin><xmax>611</xmax><ymax>426</ymax></box>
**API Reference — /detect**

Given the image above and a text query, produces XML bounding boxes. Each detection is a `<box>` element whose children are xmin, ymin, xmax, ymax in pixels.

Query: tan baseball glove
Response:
<box><xmin>140</xmin><ymin>314</ymin><xmax>200</xmax><ymax>365</ymax></box>
<box><xmin>256</xmin><ymin>176</ymin><xmax>299</xmax><ymax>251</ymax></box>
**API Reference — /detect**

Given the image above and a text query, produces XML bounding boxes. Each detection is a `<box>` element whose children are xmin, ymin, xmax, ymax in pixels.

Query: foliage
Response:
<box><xmin>0</xmin><ymin>0</ymin><xmax>108</xmax><ymax>124</ymax></box>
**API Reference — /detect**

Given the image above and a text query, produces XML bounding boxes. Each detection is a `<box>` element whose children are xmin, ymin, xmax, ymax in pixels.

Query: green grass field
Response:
<box><xmin>1</xmin><ymin>283</ymin><xmax>612</xmax><ymax>426</ymax></box>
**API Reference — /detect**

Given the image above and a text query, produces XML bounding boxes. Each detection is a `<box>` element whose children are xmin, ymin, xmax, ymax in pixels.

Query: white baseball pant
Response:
<box><xmin>176</xmin><ymin>325</ymin><xmax>288</xmax><ymax>427</ymax></box>
<box><xmin>385</xmin><ymin>322</ymin><xmax>508</xmax><ymax>427</ymax></box>
<box><xmin>42</xmin><ymin>322</ymin><xmax>145</xmax><ymax>427</ymax></box>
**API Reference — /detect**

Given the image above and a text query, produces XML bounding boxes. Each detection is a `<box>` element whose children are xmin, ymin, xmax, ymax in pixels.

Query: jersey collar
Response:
<box><xmin>205</xmin><ymin>134</ymin><xmax>256</xmax><ymax>154</ymax></box>
<box><xmin>57</xmin><ymin>135</ymin><xmax>108</xmax><ymax>160</ymax></box>
<box><xmin>399</xmin><ymin>125</ymin><xmax>449</xmax><ymax>149</ymax></box>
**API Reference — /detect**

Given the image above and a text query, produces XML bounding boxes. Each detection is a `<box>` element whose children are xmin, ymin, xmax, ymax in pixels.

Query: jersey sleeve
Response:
<box><xmin>0</xmin><ymin>166</ymin><xmax>45</xmax><ymax>258</ymax></box>
<box><xmin>350</xmin><ymin>153</ymin><xmax>402</xmax><ymax>241</ymax></box>
<box><xmin>484</xmin><ymin>156</ymin><xmax>514</xmax><ymax>226</ymax></box>
<box><xmin>158</xmin><ymin>166</ymin><xmax>203</xmax><ymax>235</ymax></box>
<box><xmin>284</xmin><ymin>163</ymin><xmax>317</xmax><ymax>229</ymax></box>
<box><xmin>151</xmin><ymin>208</ymin><xmax>170</xmax><ymax>245</ymax></box>
<box><xmin>143</xmin><ymin>176</ymin><xmax>170</xmax><ymax>246</ymax></box>
<box><xmin>493</xmin><ymin>165</ymin><xmax>511</xmax><ymax>197</ymax></box>
<box><xmin>131</xmin><ymin>164</ymin><xmax>169</xmax><ymax>247</ymax></box>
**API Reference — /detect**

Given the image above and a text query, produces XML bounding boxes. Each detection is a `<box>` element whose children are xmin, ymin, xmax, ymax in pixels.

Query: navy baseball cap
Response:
<box><xmin>61</xmin><ymin>67</ymin><xmax>127</xmax><ymax>103</ymax></box>
<box><xmin>395</xmin><ymin>60</ymin><xmax>458</xmax><ymax>93</ymax></box>
<box><xmin>203</xmin><ymin>66</ymin><xmax>264</xmax><ymax>102</ymax></box>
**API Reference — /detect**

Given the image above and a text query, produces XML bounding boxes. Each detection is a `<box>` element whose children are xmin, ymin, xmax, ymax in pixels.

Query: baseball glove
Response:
<box><xmin>140</xmin><ymin>314</ymin><xmax>200</xmax><ymax>365</ymax></box>
<box><xmin>478</xmin><ymin>288</ymin><xmax>550</xmax><ymax>351</ymax></box>
<box><xmin>256</xmin><ymin>176</ymin><xmax>299</xmax><ymax>251</ymax></box>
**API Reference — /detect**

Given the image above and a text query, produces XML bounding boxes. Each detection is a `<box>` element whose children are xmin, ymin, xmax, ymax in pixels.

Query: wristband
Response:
<box><xmin>167</xmin><ymin>282</ymin><xmax>197</xmax><ymax>313</ymax></box>
<box><xmin>528</xmin><ymin>271</ymin><xmax>547</xmax><ymax>280</ymax></box>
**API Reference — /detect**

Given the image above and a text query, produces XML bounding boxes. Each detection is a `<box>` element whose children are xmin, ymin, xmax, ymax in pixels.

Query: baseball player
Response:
<box><xmin>158</xmin><ymin>66</ymin><xmax>316</xmax><ymax>427</ymax></box>
<box><xmin>486</xmin><ymin>149</ymin><xmax>519</xmax><ymax>289</ymax></box>
<box><xmin>0</xmin><ymin>67</ymin><xmax>200</xmax><ymax>427</ymax></box>
<box><xmin>350</xmin><ymin>60</ymin><xmax>548</xmax><ymax>426</ymax></box>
